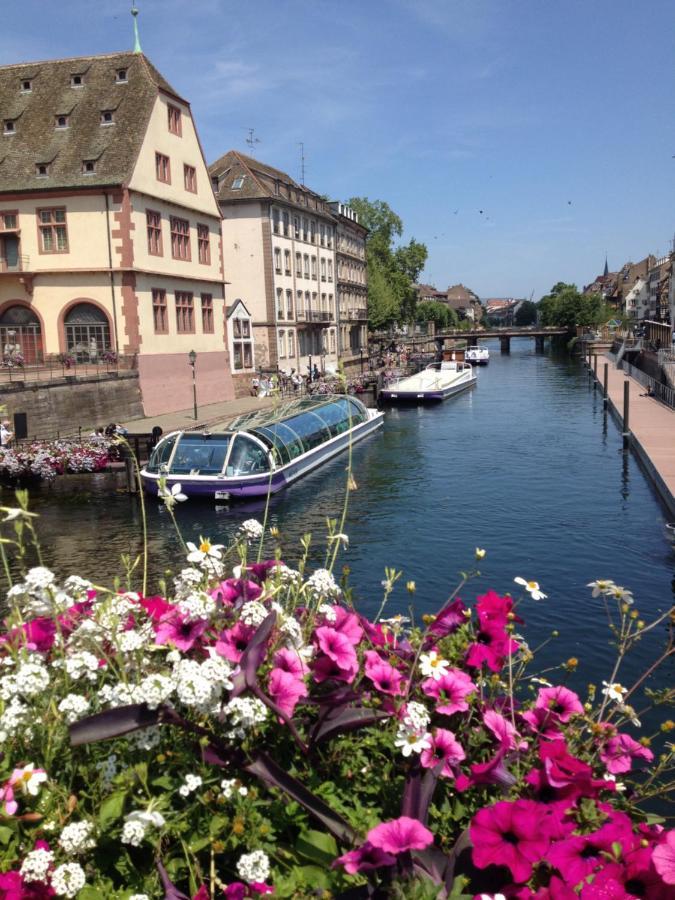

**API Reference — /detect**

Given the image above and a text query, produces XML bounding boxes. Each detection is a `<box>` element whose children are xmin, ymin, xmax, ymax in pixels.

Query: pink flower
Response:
<box><xmin>420</xmin><ymin>728</ymin><xmax>465</xmax><ymax>777</ymax></box>
<box><xmin>534</xmin><ymin>686</ymin><xmax>583</xmax><ymax>723</ymax></box>
<box><xmin>653</xmin><ymin>830</ymin><xmax>675</xmax><ymax>885</ymax></box>
<box><xmin>456</xmin><ymin>747</ymin><xmax>516</xmax><ymax>791</ymax></box>
<box><xmin>470</xmin><ymin>800</ymin><xmax>551</xmax><ymax>884</ymax></box>
<box><xmin>273</xmin><ymin>647</ymin><xmax>309</xmax><ymax>678</ymax></box>
<box><xmin>476</xmin><ymin>589</ymin><xmax>516</xmax><ymax>627</ymax></box>
<box><xmin>314</xmin><ymin>626</ymin><xmax>358</xmax><ymax>672</ymax></box>
<box><xmin>367</xmin><ymin>816</ymin><xmax>434</xmax><ymax>855</ymax></box>
<box><xmin>211</xmin><ymin>579</ymin><xmax>262</xmax><ymax>606</ymax></box>
<box><xmin>139</xmin><ymin>595</ymin><xmax>174</xmax><ymax>621</ymax></box>
<box><xmin>268</xmin><ymin>668</ymin><xmax>308</xmax><ymax>718</ymax></box>
<box><xmin>311</xmin><ymin>653</ymin><xmax>358</xmax><ymax>684</ymax></box>
<box><xmin>466</xmin><ymin>623</ymin><xmax>518</xmax><ymax>672</ymax></box>
<box><xmin>154</xmin><ymin>611</ymin><xmax>208</xmax><ymax>651</ymax></box>
<box><xmin>600</xmin><ymin>733</ymin><xmax>654</xmax><ymax>775</ymax></box>
<box><xmin>364</xmin><ymin>651</ymin><xmax>404</xmax><ymax>696</ymax></box>
<box><xmin>0</xmin><ymin>871</ymin><xmax>22</xmax><ymax>899</ymax></box>
<box><xmin>0</xmin><ymin>782</ymin><xmax>16</xmax><ymax>815</ymax></box>
<box><xmin>548</xmin><ymin>823</ymin><xmax>626</xmax><ymax>888</ymax></box>
<box><xmin>427</xmin><ymin>598</ymin><xmax>466</xmax><ymax>638</ymax></box>
<box><xmin>332</xmin><ymin>607</ymin><xmax>363</xmax><ymax>645</ymax></box>
<box><xmin>483</xmin><ymin>709</ymin><xmax>525</xmax><ymax>752</ymax></box>
<box><xmin>334</xmin><ymin>841</ymin><xmax>397</xmax><ymax>874</ymax></box>
<box><xmin>193</xmin><ymin>887</ymin><xmax>209</xmax><ymax>900</ymax></box>
<box><xmin>215</xmin><ymin>622</ymin><xmax>257</xmax><ymax>663</ymax></box>
<box><xmin>20</xmin><ymin>618</ymin><xmax>56</xmax><ymax>653</ymax></box>
<box><xmin>540</xmin><ymin>740</ymin><xmax>594</xmax><ymax>791</ymax></box>
<box><xmin>422</xmin><ymin>668</ymin><xmax>475</xmax><ymax>715</ymax></box>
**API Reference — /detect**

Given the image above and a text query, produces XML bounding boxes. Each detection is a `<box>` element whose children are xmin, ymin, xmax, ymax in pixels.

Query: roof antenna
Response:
<box><xmin>131</xmin><ymin>3</ymin><xmax>142</xmax><ymax>54</ymax></box>
<box><xmin>246</xmin><ymin>128</ymin><xmax>261</xmax><ymax>154</ymax></box>
<box><xmin>298</xmin><ymin>141</ymin><xmax>306</xmax><ymax>185</ymax></box>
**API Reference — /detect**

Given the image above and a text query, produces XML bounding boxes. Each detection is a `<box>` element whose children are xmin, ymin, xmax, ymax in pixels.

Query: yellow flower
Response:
<box><xmin>406</xmin><ymin>580</ymin><xmax>416</xmax><ymax>593</ymax></box>
<box><xmin>475</xmin><ymin>547</ymin><xmax>486</xmax><ymax>560</ymax></box>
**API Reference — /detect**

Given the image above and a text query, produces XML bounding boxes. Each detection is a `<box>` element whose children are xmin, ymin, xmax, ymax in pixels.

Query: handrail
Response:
<box><xmin>620</xmin><ymin>360</ymin><xmax>675</xmax><ymax>410</ymax></box>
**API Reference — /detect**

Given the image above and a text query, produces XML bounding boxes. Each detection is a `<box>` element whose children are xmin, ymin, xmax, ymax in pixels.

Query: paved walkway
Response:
<box><xmin>118</xmin><ymin>394</ymin><xmax>275</xmax><ymax>435</ymax></box>
<box><xmin>600</xmin><ymin>355</ymin><xmax>675</xmax><ymax>517</ymax></box>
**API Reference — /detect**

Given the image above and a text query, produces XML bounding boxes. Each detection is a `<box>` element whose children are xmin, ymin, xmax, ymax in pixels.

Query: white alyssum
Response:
<box><xmin>117</xmin><ymin>626</ymin><xmax>153</xmax><ymax>653</ymax></box>
<box><xmin>402</xmin><ymin>701</ymin><xmax>431</xmax><ymax>733</ymax></box>
<box><xmin>95</xmin><ymin>754</ymin><xmax>117</xmax><ymax>788</ymax></box>
<box><xmin>224</xmin><ymin>697</ymin><xmax>268</xmax><ymax>736</ymax></box>
<box><xmin>25</xmin><ymin>566</ymin><xmax>56</xmax><ymax>591</ymax></box>
<box><xmin>1</xmin><ymin>660</ymin><xmax>50</xmax><ymax>700</ymax></box>
<box><xmin>129</xmin><ymin>895</ymin><xmax>151</xmax><ymax>900</ymax></box>
<box><xmin>318</xmin><ymin>603</ymin><xmax>337</xmax><ymax>623</ymax></box>
<box><xmin>50</xmin><ymin>862</ymin><xmax>86</xmax><ymax>898</ymax></box>
<box><xmin>64</xmin><ymin>651</ymin><xmax>100</xmax><ymax>682</ymax></box>
<box><xmin>139</xmin><ymin>673</ymin><xmax>176</xmax><ymax>709</ymax></box>
<box><xmin>0</xmin><ymin>698</ymin><xmax>31</xmax><ymax>742</ymax></box>
<box><xmin>177</xmin><ymin>590</ymin><xmax>216</xmax><ymax>622</ymax></box>
<box><xmin>220</xmin><ymin>778</ymin><xmax>249</xmax><ymax>799</ymax></box>
<box><xmin>306</xmin><ymin>568</ymin><xmax>341</xmax><ymax>599</ymax></box>
<box><xmin>58</xmin><ymin>820</ymin><xmax>96</xmax><ymax>855</ymax></box>
<box><xmin>57</xmin><ymin>693</ymin><xmax>91</xmax><ymax>724</ymax></box>
<box><xmin>239</xmin><ymin>601</ymin><xmax>269</xmax><ymax>627</ymax></box>
<box><xmin>121</xmin><ymin>809</ymin><xmax>165</xmax><ymax>847</ymax></box>
<box><xmin>239</xmin><ymin>518</ymin><xmax>264</xmax><ymax>541</ymax></box>
<box><xmin>20</xmin><ymin>847</ymin><xmax>54</xmax><ymax>882</ymax></box>
<box><xmin>236</xmin><ymin>849</ymin><xmax>271</xmax><ymax>884</ymax></box>
<box><xmin>178</xmin><ymin>774</ymin><xmax>203</xmax><ymax>797</ymax></box>
<box><xmin>174</xmin><ymin>567</ymin><xmax>205</xmax><ymax>597</ymax></box>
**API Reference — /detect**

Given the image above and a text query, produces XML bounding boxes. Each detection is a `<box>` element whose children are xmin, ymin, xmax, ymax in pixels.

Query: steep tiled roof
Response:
<box><xmin>0</xmin><ymin>52</ymin><xmax>182</xmax><ymax>193</ymax></box>
<box><xmin>209</xmin><ymin>149</ymin><xmax>336</xmax><ymax>220</ymax></box>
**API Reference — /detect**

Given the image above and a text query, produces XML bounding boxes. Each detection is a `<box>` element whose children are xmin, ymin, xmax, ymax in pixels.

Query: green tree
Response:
<box><xmin>515</xmin><ymin>300</ymin><xmax>538</xmax><ymax>326</ymax></box>
<box><xmin>538</xmin><ymin>282</ymin><xmax>607</xmax><ymax>329</ymax></box>
<box><xmin>416</xmin><ymin>301</ymin><xmax>450</xmax><ymax>328</ymax></box>
<box><xmin>348</xmin><ymin>197</ymin><xmax>428</xmax><ymax>330</ymax></box>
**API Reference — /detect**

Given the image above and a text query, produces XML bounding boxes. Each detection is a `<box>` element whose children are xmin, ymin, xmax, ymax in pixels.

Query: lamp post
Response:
<box><xmin>188</xmin><ymin>349</ymin><xmax>197</xmax><ymax>420</ymax></box>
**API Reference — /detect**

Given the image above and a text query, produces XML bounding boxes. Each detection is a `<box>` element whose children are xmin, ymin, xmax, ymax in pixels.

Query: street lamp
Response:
<box><xmin>188</xmin><ymin>350</ymin><xmax>198</xmax><ymax>421</ymax></box>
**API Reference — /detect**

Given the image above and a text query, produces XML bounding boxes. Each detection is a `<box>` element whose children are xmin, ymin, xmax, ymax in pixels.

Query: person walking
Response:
<box><xmin>0</xmin><ymin>420</ymin><xmax>14</xmax><ymax>448</ymax></box>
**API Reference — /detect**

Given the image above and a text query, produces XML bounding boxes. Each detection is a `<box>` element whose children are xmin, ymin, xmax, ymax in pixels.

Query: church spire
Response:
<box><xmin>131</xmin><ymin>4</ymin><xmax>142</xmax><ymax>54</ymax></box>
<box><xmin>603</xmin><ymin>254</ymin><xmax>609</xmax><ymax>277</ymax></box>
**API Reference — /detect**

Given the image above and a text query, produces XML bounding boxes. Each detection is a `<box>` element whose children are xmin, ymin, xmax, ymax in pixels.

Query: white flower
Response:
<box><xmin>20</xmin><ymin>848</ymin><xmax>54</xmax><ymax>882</ymax></box>
<box><xmin>159</xmin><ymin>481</ymin><xmax>187</xmax><ymax>509</ymax></box>
<box><xmin>329</xmin><ymin>532</ymin><xmax>349</xmax><ymax>548</ymax></box>
<box><xmin>13</xmin><ymin>763</ymin><xmax>47</xmax><ymax>796</ymax></box>
<box><xmin>394</xmin><ymin>725</ymin><xmax>432</xmax><ymax>757</ymax></box>
<box><xmin>65</xmin><ymin>651</ymin><xmax>101</xmax><ymax>682</ymax></box>
<box><xmin>239</xmin><ymin>518</ymin><xmax>264</xmax><ymax>541</ymax></box>
<box><xmin>57</xmin><ymin>693</ymin><xmax>91</xmax><ymax>724</ymax></box>
<box><xmin>514</xmin><ymin>577</ymin><xmax>547</xmax><ymax>601</ymax></box>
<box><xmin>129</xmin><ymin>896</ymin><xmax>151</xmax><ymax>900</ymax></box>
<box><xmin>608</xmin><ymin>585</ymin><xmax>634</xmax><ymax>605</ymax></box>
<box><xmin>117</xmin><ymin>627</ymin><xmax>152</xmax><ymax>653</ymax></box>
<box><xmin>318</xmin><ymin>603</ymin><xmax>337</xmax><ymax>622</ymax></box>
<box><xmin>224</xmin><ymin>697</ymin><xmax>268</xmax><ymax>730</ymax></box>
<box><xmin>50</xmin><ymin>862</ymin><xmax>86</xmax><ymax>898</ymax></box>
<box><xmin>401</xmin><ymin>701</ymin><xmax>430</xmax><ymax>733</ymax></box>
<box><xmin>1</xmin><ymin>661</ymin><xmax>50</xmax><ymax>699</ymax></box>
<box><xmin>603</xmin><ymin>773</ymin><xmax>626</xmax><ymax>792</ymax></box>
<box><xmin>220</xmin><ymin>778</ymin><xmax>237</xmax><ymax>799</ymax></box>
<box><xmin>121</xmin><ymin>809</ymin><xmax>165</xmax><ymax>846</ymax></box>
<box><xmin>380</xmin><ymin>614</ymin><xmax>411</xmax><ymax>627</ymax></box>
<box><xmin>139</xmin><ymin>673</ymin><xmax>175</xmax><ymax>710</ymax></box>
<box><xmin>587</xmin><ymin>579</ymin><xmax>616</xmax><ymax>598</ymax></box>
<box><xmin>306</xmin><ymin>568</ymin><xmax>341</xmax><ymax>599</ymax></box>
<box><xmin>475</xmin><ymin>548</ymin><xmax>487</xmax><ymax>560</ymax></box>
<box><xmin>419</xmin><ymin>651</ymin><xmax>450</xmax><ymax>681</ymax></box>
<box><xmin>178</xmin><ymin>774</ymin><xmax>203</xmax><ymax>797</ymax></box>
<box><xmin>602</xmin><ymin>681</ymin><xmax>628</xmax><ymax>702</ymax></box>
<box><xmin>239</xmin><ymin>601</ymin><xmax>269</xmax><ymax>627</ymax></box>
<box><xmin>24</xmin><ymin>566</ymin><xmax>56</xmax><ymax>590</ymax></box>
<box><xmin>236</xmin><ymin>849</ymin><xmax>271</xmax><ymax>884</ymax></box>
<box><xmin>177</xmin><ymin>590</ymin><xmax>216</xmax><ymax>621</ymax></box>
<box><xmin>1</xmin><ymin>506</ymin><xmax>38</xmax><ymax>522</ymax></box>
<box><xmin>186</xmin><ymin>537</ymin><xmax>224</xmax><ymax>564</ymax></box>
<box><xmin>58</xmin><ymin>821</ymin><xmax>96</xmax><ymax>855</ymax></box>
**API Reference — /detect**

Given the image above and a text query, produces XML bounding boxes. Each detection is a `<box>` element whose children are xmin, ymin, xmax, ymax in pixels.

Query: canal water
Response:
<box><xmin>3</xmin><ymin>340</ymin><xmax>674</xmax><ymax>691</ymax></box>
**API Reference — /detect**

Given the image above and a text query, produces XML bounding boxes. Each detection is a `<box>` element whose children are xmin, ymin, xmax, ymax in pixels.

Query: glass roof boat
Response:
<box><xmin>141</xmin><ymin>394</ymin><xmax>384</xmax><ymax>500</ymax></box>
<box><xmin>379</xmin><ymin>360</ymin><xmax>477</xmax><ymax>403</ymax></box>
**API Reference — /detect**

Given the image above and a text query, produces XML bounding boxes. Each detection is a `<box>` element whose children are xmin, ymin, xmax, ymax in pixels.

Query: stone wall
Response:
<box><xmin>1</xmin><ymin>372</ymin><xmax>143</xmax><ymax>439</ymax></box>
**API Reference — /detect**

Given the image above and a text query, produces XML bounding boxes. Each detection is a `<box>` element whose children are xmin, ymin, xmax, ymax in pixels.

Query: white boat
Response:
<box><xmin>379</xmin><ymin>360</ymin><xmax>476</xmax><ymax>403</ymax></box>
<box><xmin>465</xmin><ymin>346</ymin><xmax>490</xmax><ymax>366</ymax></box>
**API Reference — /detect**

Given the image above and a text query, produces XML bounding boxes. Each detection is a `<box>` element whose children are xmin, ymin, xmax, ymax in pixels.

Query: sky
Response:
<box><xmin>2</xmin><ymin>0</ymin><xmax>674</xmax><ymax>299</ymax></box>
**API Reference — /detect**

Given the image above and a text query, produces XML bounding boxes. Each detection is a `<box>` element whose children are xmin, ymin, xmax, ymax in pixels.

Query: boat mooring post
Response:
<box><xmin>603</xmin><ymin>363</ymin><xmax>608</xmax><ymax>407</ymax></box>
<box><xmin>622</xmin><ymin>379</ymin><xmax>630</xmax><ymax>450</ymax></box>
<box><xmin>593</xmin><ymin>352</ymin><xmax>598</xmax><ymax>387</ymax></box>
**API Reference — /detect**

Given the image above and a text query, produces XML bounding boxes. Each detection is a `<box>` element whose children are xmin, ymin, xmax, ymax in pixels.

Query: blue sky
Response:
<box><xmin>3</xmin><ymin>0</ymin><xmax>674</xmax><ymax>299</ymax></box>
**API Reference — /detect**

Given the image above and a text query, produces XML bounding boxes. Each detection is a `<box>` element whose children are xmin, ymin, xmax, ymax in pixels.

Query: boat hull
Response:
<box><xmin>141</xmin><ymin>411</ymin><xmax>383</xmax><ymax>499</ymax></box>
<box><xmin>380</xmin><ymin>372</ymin><xmax>476</xmax><ymax>404</ymax></box>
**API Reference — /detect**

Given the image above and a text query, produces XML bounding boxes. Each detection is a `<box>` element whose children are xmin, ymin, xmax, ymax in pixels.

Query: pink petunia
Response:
<box><xmin>268</xmin><ymin>668</ymin><xmax>308</xmax><ymax>718</ymax></box>
<box><xmin>215</xmin><ymin>622</ymin><xmax>257</xmax><ymax>663</ymax></box>
<box><xmin>334</xmin><ymin>841</ymin><xmax>397</xmax><ymax>874</ymax></box>
<box><xmin>0</xmin><ymin>782</ymin><xmax>17</xmax><ymax>815</ymax></box>
<box><xmin>533</xmin><ymin>686</ymin><xmax>584</xmax><ymax>724</ymax></box>
<box><xmin>332</xmin><ymin>607</ymin><xmax>363</xmax><ymax>645</ymax></box>
<box><xmin>476</xmin><ymin>589</ymin><xmax>516</xmax><ymax>628</ymax></box>
<box><xmin>420</xmin><ymin>727</ymin><xmax>465</xmax><ymax>778</ymax></box>
<box><xmin>367</xmin><ymin>816</ymin><xmax>434</xmax><ymax>855</ymax></box>
<box><xmin>211</xmin><ymin>578</ymin><xmax>262</xmax><ymax>606</ymax></box>
<box><xmin>465</xmin><ymin>622</ymin><xmax>518</xmax><ymax>673</ymax></box>
<box><xmin>139</xmin><ymin>595</ymin><xmax>175</xmax><ymax>622</ymax></box>
<box><xmin>311</xmin><ymin>653</ymin><xmax>358</xmax><ymax>684</ymax></box>
<box><xmin>653</xmin><ymin>830</ymin><xmax>675</xmax><ymax>886</ymax></box>
<box><xmin>314</xmin><ymin>626</ymin><xmax>358</xmax><ymax>672</ymax></box>
<box><xmin>20</xmin><ymin>618</ymin><xmax>56</xmax><ymax>653</ymax></box>
<box><xmin>422</xmin><ymin>668</ymin><xmax>475</xmax><ymax>715</ymax></box>
<box><xmin>456</xmin><ymin>747</ymin><xmax>516</xmax><ymax>792</ymax></box>
<box><xmin>273</xmin><ymin>647</ymin><xmax>309</xmax><ymax>678</ymax></box>
<box><xmin>470</xmin><ymin>799</ymin><xmax>551</xmax><ymax>884</ymax></box>
<box><xmin>363</xmin><ymin>650</ymin><xmax>404</xmax><ymax>696</ymax></box>
<box><xmin>483</xmin><ymin>709</ymin><xmax>525</xmax><ymax>752</ymax></box>
<box><xmin>154</xmin><ymin>611</ymin><xmax>208</xmax><ymax>651</ymax></box>
<box><xmin>599</xmin><ymin>733</ymin><xmax>654</xmax><ymax>775</ymax></box>
<box><xmin>540</xmin><ymin>739</ymin><xmax>595</xmax><ymax>791</ymax></box>
<box><xmin>427</xmin><ymin>598</ymin><xmax>467</xmax><ymax>638</ymax></box>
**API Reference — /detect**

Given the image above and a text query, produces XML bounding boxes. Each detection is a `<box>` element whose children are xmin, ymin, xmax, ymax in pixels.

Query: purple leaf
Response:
<box><xmin>311</xmin><ymin>706</ymin><xmax>391</xmax><ymax>744</ymax></box>
<box><xmin>69</xmin><ymin>703</ymin><xmax>166</xmax><ymax>746</ymax></box>
<box><xmin>245</xmin><ymin>751</ymin><xmax>356</xmax><ymax>845</ymax></box>
<box><xmin>229</xmin><ymin>610</ymin><xmax>277</xmax><ymax>698</ymax></box>
<box><xmin>157</xmin><ymin>860</ymin><xmax>190</xmax><ymax>899</ymax></box>
<box><xmin>401</xmin><ymin>763</ymin><xmax>422</xmax><ymax>818</ymax></box>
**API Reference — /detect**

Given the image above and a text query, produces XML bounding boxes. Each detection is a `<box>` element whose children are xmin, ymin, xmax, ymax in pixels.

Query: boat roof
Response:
<box><xmin>222</xmin><ymin>393</ymin><xmax>364</xmax><ymax>432</ymax></box>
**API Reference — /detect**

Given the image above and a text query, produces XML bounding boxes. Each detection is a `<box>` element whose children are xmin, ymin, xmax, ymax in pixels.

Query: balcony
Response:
<box><xmin>344</xmin><ymin>308</ymin><xmax>368</xmax><ymax>321</ymax></box>
<box><xmin>296</xmin><ymin>310</ymin><xmax>332</xmax><ymax>323</ymax></box>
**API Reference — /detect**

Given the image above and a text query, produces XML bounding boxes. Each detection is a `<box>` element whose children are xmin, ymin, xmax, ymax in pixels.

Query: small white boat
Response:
<box><xmin>380</xmin><ymin>360</ymin><xmax>476</xmax><ymax>403</ymax></box>
<box><xmin>465</xmin><ymin>346</ymin><xmax>490</xmax><ymax>366</ymax></box>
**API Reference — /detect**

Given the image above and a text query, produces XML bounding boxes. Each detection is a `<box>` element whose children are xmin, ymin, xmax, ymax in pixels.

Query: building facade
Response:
<box><xmin>329</xmin><ymin>202</ymin><xmax>368</xmax><ymax>368</ymax></box>
<box><xmin>0</xmin><ymin>51</ymin><xmax>233</xmax><ymax>415</ymax></box>
<box><xmin>210</xmin><ymin>151</ymin><xmax>338</xmax><ymax>392</ymax></box>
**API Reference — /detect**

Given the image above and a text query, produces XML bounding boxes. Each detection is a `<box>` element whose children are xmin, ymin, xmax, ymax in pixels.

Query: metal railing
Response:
<box><xmin>296</xmin><ymin>310</ymin><xmax>332</xmax><ymax>323</ymax></box>
<box><xmin>0</xmin><ymin>353</ymin><xmax>137</xmax><ymax>385</ymax></box>
<box><xmin>620</xmin><ymin>360</ymin><xmax>675</xmax><ymax>410</ymax></box>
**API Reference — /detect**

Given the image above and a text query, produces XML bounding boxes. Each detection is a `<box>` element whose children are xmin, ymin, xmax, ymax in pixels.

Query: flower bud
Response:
<box><xmin>406</xmin><ymin>580</ymin><xmax>416</xmax><ymax>593</ymax></box>
<box><xmin>566</xmin><ymin>657</ymin><xmax>579</xmax><ymax>670</ymax></box>
<box><xmin>475</xmin><ymin>548</ymin><xmax>486</xmax><ymax>560</ymax></box>
<box><xmin>660</xmin><ymin>720</ymin><xmax>674</xmax><ymax>732</ymax></box>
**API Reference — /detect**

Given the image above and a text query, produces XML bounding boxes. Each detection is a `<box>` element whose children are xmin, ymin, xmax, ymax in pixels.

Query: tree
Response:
<box><xmin>348</xmin><ymin>197</ymin><xmax>428</xmax><ymax>330</ymax></box>
<box><xmin>515</xmin><ymin>300</ymin><xmax>538</xmax><ymax>326</ymax></box>
<box><xmin>416</xmin><ymin>301</ymin><xmax>450</xmax><ymax>329</ymax></box>
<box><xmin>537</xmin><ymin>283</ymin><xmax>607</xmax><ymax>329</ymax></box>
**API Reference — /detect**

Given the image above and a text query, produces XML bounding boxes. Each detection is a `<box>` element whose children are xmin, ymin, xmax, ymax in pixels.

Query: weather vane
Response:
<box><xmin>131</xmin><ymin>3</ymin><xmax>142</xmax><ymax>54</ymax></box>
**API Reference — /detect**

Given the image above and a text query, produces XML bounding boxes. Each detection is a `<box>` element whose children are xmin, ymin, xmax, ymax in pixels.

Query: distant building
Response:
<box><xmin>647</xmin><ymin>256</ymin><xmax>671</xmax><ymax>323</ymax></box>
<box><xmin>329</xmin><ymin>201</ymin><xmax>368</xmax><ymax>367</ymax></box>
<box><xmin>210</xmin><ymin>151</ymin><xmax>338</xmax><ymax>390</ymax></box>
<box><xmin>484</xmin><ymin>298</ymin><xmax>523</xmax><ymax>325</ymax></box>
<box><xmin>0</xmin><ymin>51</ymin><xmax>232</xmax><ymax>415</ymax></box>
<box><xmin>445</xmin><ymin>284</ymin><xmax>482</xmax><ymax>322</ymax></box>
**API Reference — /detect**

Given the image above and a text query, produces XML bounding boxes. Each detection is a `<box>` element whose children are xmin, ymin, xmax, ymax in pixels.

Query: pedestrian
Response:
<box><xmin>312</xmin><ymin>363</ymin><xmax>320</xmax><ymax>382</ymax></box>
<box><xmin>0</xmin><ymin>419</ymin><xmax>13</xmax><ymax>448</ymax></box>
<box><xmin>150</xmin><ymin>425</ymin><xmax>163</xmax><ymax>447</ymax></box>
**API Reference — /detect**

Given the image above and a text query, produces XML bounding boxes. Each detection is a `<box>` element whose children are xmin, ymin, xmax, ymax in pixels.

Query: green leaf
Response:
<box><xmin>151</xmin><ymin>775</ymin><xmax>173</xmax><ymax>791</ymax></box>
<box><xmin>0</xmin><ymin>826</ymin><xmax>13</xmax><ymax>845</ymax></box>
<box><xmin>295</xmin><ymin>829</ymin><xmax>338</xmax><ymax>866</ymax></box>
<box><xmin>189</xmin><ymin>835</ymin><xmax>211</xmax><ymax>853</ymax></box>
<box><xmin>77</xmin><ymin>887</ymin><xmax>108</xmax><ymax>900</ymax></box>
<box><xmin>98</xmin><ymin>791</ymin><xmax>126</xmax><ymax>829</ymax></box>
<box><xmin>645</xmin><ymin>813</ymin><xmax>666</xmax><ymax>825</ymax></box>
<box><xmin>296</xmin><ymin>865</ymin><xmax>330</xmax><ymax>890</ymax></box>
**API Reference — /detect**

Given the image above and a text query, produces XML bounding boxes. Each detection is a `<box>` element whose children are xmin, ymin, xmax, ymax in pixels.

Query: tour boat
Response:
<box><xmin>379</xmin><ymin>360</ymin><xmax>477</xmax><ymax>403</ymax></box>
<box><xmin>465</xmin><ymin>346</ymin><xmax>490</xmax><ymax>366</ymax></box>
<box><xmin>141</xmin><ymin>395</ymin><xmax>384</xmax><ymax>500</ymax></box>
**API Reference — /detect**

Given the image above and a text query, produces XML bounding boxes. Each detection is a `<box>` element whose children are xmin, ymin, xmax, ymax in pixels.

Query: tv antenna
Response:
<box><xmin>298</xmin><ymin>141</ymin><xmax>306</xmax><ymax>185</ymax></box>
<box><xmin>245</xmin><ymin>128</ymin><xmax>261</xmax><ymax>154</ymax></box>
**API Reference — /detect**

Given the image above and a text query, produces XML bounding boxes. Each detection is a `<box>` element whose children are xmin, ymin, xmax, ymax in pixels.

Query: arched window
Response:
<box><xmin>0</xmin><ymin>305</ymin><xmax>43</xmax><ymax>364</ymax></box>
<box><xmin>64</xmin><ymin>303</ymin><xmax>111</xmax><ymax>360</ymax></box>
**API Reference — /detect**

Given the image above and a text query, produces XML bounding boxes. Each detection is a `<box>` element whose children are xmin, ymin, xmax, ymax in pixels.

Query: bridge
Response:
<box><xmin>399</xmin><ymin>326</ymin><xmax>570</xmax><ymax>354</ymax></box>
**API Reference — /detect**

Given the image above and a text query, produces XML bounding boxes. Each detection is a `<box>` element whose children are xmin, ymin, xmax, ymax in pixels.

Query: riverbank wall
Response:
<box><xmin>591</xmin><ymin>355</ymin><xmax>675</xmax><ymax>518</ymax></box>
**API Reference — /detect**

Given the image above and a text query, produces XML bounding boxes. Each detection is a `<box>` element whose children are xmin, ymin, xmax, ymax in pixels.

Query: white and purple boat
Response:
<box><xmin>379</xmin><ymin>360</ymin><xmax>476</xmax><ymax>404</ymax></box>
<box><xmin>465</xmin><ymin>346</ymin><xmax>490</xmax><ymax>366</ymax></box>
<box><xmin>141</xmin><ymin>395</ymin><xmax>383</xmax><ymax>500</ymax></box>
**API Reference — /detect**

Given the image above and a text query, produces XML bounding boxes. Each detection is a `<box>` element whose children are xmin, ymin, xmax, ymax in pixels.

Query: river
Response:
<box><xmin>3</xmin><ymin>339</ymin><xmax>674</xmax><ymax>690</ymax></box>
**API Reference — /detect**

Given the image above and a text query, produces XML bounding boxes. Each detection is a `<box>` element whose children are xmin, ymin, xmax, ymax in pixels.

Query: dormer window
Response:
<box><xmin>115</xmin><ymin>68</ymin><xmax>128</xmax><ymax>83</ymax></box>
<box><xmin>82</xmin><ymin>160</ymin><xmax>96</xmax><ymax>174</ymax></box>
<box><xmin>70</xmin><ymin>74</ymin><xmax>84</xmax><ymax>88</ymax></box>
<box><xmin>36</xmin><ymin>163</ymin><xmax>49</xmax><ymax>177</ymax></box>
<box><xmin>100</xmin><ymin>110</ymin><xmax>114</xmax><ymax>126</ymax></box>
<box><xmin>21</xmin><ymin>79</ymin><xmax>32</xmax><ymax>93</ymax></box>
<box><xmin>55</xmin><ymin>115</ymin><xmax>69</xmax><ymax>130</ymax></box>
<box><xmin>232</xmin><ymin>176</ymin><xmax>245</xmax><ymax>190</ymax></box>
<box><xmin>3</xmin><ymin>121</ymin><xmax>15</xmax><ymax>135</ymax></box>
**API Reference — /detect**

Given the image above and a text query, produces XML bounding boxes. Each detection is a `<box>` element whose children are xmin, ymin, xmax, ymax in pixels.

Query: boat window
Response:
<box><xmin>227</xmin><ymin>435</ymin><xmax>270</xmax><ymax>476</ymax></box>
<box><xmin>170</xmin><ymin>434</ymin><xmax>232</xmax><ymax>475</ymax></box>
<box><xmin>282</xmin><ymin>410</ymin><xmax>331</xmax><ymax>450</ymax></box>
<box><xmin>313</xmin><ymin>399</ymin><xmax>352</xmax><ymax>437</ymax></box>
<box><xmin>146</xmin><ymin>434</ymin><xmax>177</xmax><ymax>473</ymax></box>
<box><xmin>252</xmin><ymin>422</ymin><xmax>306</xmax><ymax>465</ymax></box>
